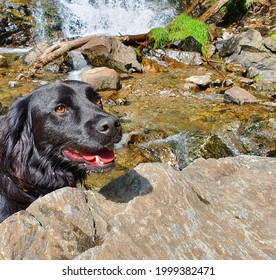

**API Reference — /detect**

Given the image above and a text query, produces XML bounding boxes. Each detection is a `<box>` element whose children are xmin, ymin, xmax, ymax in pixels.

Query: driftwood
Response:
<box><xmin>29</xmin><ymin>35</ymin><xmax>95</xmax><ymax>75</ymax></box>
<box><xmin>199</xmin><ymin>0</ymin><xmax>230</xmax><ymax>22</ymax></box>
<box><xmin>29</xmin><ymin>33</ymin><xmax>150</xmax><ymax>75</ymax></box>
<box><xmin>184</xmin><ymin>0</ymin><xmax>203</xmax><ymax>15</ymax></box>
<box><xmin>116</xmin><ymin>33</ymin><xmax>149</xmax><ymax>45</ymax></box>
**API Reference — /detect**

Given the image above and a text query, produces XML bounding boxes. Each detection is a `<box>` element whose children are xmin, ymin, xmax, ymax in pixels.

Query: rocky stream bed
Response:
<box><xmin>0</xmin><ymin>0</ymin><xmax>275</xmax><ymax>260</ymax></box>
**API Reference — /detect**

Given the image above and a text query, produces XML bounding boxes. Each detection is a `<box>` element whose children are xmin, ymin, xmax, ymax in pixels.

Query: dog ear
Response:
<box><xmin>0</xmin><ymin>95</ymin><xmax>34</xmax><ymax>182</ymax></box>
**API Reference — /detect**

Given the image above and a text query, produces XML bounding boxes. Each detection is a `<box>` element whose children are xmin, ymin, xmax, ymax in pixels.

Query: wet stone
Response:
<box><xmin>186</xmin><ymin>74</ymin><xmax>212</xmax><ymax>87</ymax></box>
<box><xmin>172</xmin><ymin>36</ymin><xmax>202</xmax><ymax>54</ymax></box>
<box><xmin>224</xmin><ymin>86</ymin><xmax>258</xmax><ymax>105</ymax></box>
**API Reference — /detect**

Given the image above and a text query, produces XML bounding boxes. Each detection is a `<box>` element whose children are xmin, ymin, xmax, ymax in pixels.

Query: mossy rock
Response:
<box><xmin>149</xmin><ymin>14</ymin><xmax>209</xmax><ymax>54</ymax></box>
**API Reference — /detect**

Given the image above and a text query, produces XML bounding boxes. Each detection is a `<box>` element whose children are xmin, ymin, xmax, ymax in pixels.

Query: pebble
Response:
<box><xmin>115</xmin><ymin>99</ymin><xmax>125</xmax><ymax>106</ymax></box>
<box><xmin>186</xmin><ymin>74</ymin><xmax>212</xmax><ymax>87</ymax></box>
<box><xmin>224</xmin><ymin>79</ymin><xmax>234</xmax><ymax>87</ymax></box>
<box><xmin>8</xmin><ymin>81</ymin><xmax>20</xmax><ymax>88</ymax></box>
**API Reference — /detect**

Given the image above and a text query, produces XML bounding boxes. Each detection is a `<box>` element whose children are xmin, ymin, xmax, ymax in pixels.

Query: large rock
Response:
<box><xmin>140</xmin><ymin>131</ymin><xmax>234</xmax><ymax>170</ymax></box>
<box><xmin>81</xmin><ymin>35</ymin><xmax>142</xmax><ymax>73</ymax></box>
<box><xmin>81</xmin><ymin>67</ymin><xmax>121</xmax><ymax>90</ymax></box>
<box><xmin>0</xmin><ymin>156</ymin><xmax>275</xmax><ymax>260</ymax></box>
<box><xmin>216</xmin><ymin>29</ymin><xmax>276</xmax><ymax>82</ymax></box>
<box><xmin>216</xmin><ymin>29</ymin><xmax>263</xmax><ymax>57</ymax></box>
<box><xmin>172</xmin><ymin>36</ymin><xmax>202</xmax><ymax>54</ymax></box>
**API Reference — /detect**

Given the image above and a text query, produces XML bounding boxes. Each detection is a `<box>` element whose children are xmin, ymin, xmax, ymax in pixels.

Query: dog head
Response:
<box><xmin>0</xmin><ymin>80</ymin><xmax>122</xmax><ymax>193</ymax></box>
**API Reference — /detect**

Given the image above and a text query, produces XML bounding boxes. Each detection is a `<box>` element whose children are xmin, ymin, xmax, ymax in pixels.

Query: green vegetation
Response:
<box><xmin>271</xmin><ymin>30</ymin><xmax>276</xmax><ymax>37</ymax></box>
<box><xmin>167</xmin><ymin>14</ymin><xmax>209</xmax><ymax>50</ymax></box>
<box><xmin>149</xmin><ymin>14</ymin><xmax>209</xmax><ymax>53</ymax></box>
<box><xmin>148</xmin><ymin>27</ymin><xmax>169</xmax><ymax>49</ymax></box>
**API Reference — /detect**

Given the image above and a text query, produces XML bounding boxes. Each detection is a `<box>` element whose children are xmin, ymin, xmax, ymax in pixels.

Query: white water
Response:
<box><xmin>54</xmin><ymin>0</ymin><xmax>177</xmax><ymax>38</ymax></box>
<box><xmin>0</xmin><ymin>47</ymin><xmax>32</xmax><ymax>54</ymax></box>
<box><xmin>32</xmin><ymin>0</ymin><xmax>48</xmax><ymax>42</ymax></box>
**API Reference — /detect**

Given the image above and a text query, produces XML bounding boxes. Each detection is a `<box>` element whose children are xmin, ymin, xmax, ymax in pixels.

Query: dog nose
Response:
<box><xmin>96</xmin><ymin>116</ymin><xmax>121</xmax><ymax>137</ymax></box>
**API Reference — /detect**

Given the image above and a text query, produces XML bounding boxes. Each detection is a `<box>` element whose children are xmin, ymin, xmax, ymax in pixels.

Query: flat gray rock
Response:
<box><xmin>224</xmin><ymin>86</ymin><xmax>258</xmax><ymax>105</ymax></box>
<box><xmin>0</xmin><ymin>156</ymin><xmax>275</xmax><ymax>260</ymax></box>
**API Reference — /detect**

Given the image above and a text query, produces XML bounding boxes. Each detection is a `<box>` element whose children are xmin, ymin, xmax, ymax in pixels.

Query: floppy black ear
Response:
<box><xmin>0</xmin><ymin>95</ymin><xmax>34</xmax><ymax>183</ymax></box>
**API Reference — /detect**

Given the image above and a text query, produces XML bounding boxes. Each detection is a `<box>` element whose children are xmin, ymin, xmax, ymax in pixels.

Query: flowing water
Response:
<box><xmin>54</xmin><ymin>0</ymin><xmax>177</xmax><ymax>37</ymax></box>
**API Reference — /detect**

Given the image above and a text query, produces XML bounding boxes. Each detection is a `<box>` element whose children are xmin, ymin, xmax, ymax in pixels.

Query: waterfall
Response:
<box><xmin>32</xmin><ymin>0</ymin><xmax>48</xmax><ymax>42</ymax></box>
<box><xmin>54</xmin><ymin>0</ymin><xmax>177</xmax><ymax>38</ymax></box>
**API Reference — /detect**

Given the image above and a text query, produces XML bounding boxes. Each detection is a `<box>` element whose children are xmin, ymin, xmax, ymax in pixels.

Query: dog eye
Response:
<box><xmin>95</xmin><ymin>98</ymin><xmax>102</xmax><ymax>106</ymax></box>
<box><xmin>55</xmin><ymin>104</ymin><xmax>67</xmax><ymax>114</ymax></box>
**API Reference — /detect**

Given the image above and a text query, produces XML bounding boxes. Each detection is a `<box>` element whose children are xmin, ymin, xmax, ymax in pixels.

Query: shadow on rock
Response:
<box><xmin>100</xmin><ymin>170</ymin><xmax>153</xmax><ymax>203</ymax></box>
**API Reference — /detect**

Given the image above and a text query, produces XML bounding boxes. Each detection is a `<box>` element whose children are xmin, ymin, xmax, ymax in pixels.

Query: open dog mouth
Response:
<box><xmin>62</xmin><ymin>147</ymin><xmax>115</xmax><ymax>171</ymax></box>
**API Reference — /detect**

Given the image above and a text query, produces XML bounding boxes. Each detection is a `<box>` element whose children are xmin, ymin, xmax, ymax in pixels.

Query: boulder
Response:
<box><xmin>224</xmin><ymin>86</ymin><xmax>258</xmax><ymax>105</ymax></box>
<box><xmin>218</xmin><ymin>117</ymin><xmax>276</xmax><ymax>157</ymax></box>
<box><xmin>172</xmin><ymin>36</ymin><xmax>202</xmax><ymax>54</ymax></box>
<box><xmin>80</xmin><ymin>36</ymin><xmax>142</xmax><ymax>73</ymax></box>
<box><xmin>0</xmin><ymin>156</ymin><xmax>275</xmax><ymax>260</ymax></box>
<box><xmin>140</xmin><ymin>131</ymin><xmax>234</xmax><ymax>170</ymax></box>
<box><xmin>216</xmin><ymin>29</ymin><xmax>276</xmax><ymax>82</ymax></box>
<box><xmin>216</xmin><ymin>29</ymin><xmax>263</xmax><ymax>57</ymax></box>
<box><xmin>81</xmin><ymin>67</ymin><xmax>121</xmax><ymax>91</ymax></box>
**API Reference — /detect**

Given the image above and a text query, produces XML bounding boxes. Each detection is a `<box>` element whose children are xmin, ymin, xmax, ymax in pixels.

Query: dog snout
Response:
<box><xmin>96</xmin><ymin>116</ymin><xmax>122</xmax><ymax>139</ymax></box>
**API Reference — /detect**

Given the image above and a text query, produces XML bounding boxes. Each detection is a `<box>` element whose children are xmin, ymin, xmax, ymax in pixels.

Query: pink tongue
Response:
<box><xmin>81</xmin><ymin>149</ymin><xmax>115</xmax><ymax>163</ymax></box>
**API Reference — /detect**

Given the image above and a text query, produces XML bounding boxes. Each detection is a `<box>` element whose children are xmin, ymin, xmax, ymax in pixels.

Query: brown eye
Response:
<box><xmin>55</xmin><ymin>104</ymin><xmax>66</xmax><ymax>114</ymax></box>
<box><xmin>95</xmin><ymin>98</ymin><xmax>102</xmax><ymax>106</ymax></box>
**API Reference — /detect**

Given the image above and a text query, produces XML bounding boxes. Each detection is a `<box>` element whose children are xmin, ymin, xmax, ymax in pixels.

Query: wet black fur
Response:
<box><xmin>0</xmin><ymin>80</ymin><xmax>122</xmax><ymax>223</ymax></box>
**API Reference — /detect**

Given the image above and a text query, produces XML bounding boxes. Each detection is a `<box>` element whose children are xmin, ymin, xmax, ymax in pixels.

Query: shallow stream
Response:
<box><xmin>1</xmin><ymin>0</ymin><xmax>275</xmax><ymax>189</ymax></box>
<box><xmin>2</xmin><ymin>50</ymin><xmax>275</xmax><ymax>189</ymax></box>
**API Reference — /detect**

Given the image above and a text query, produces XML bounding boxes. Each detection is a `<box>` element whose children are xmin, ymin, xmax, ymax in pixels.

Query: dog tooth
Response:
<box><xmin>95</xmin><ymin>156</ymin><xmax>100</xmax><ymax>163</ymax></box>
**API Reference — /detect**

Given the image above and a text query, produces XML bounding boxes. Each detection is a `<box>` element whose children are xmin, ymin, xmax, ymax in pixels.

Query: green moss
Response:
<box><xmin>149</xmin><ymin>27</ymin><xmax>169</xmax><ymax>49</ymax></box>
<box><xmin>271</xmin><ymin>30</ymin><xmax>276</xmax><ymax>37</ymax></box>
<box><xmin>149</xmin><ymin>14</ymin><xmax>209</xmax><ymax>54</ymax></box>
<box><xmin>253</xmin><ymin>74</ymin><xmax>262</xmax><ymax>82</ymax></box>
<box><xmin>167</xmin><ymin>14</ymin><xmax>209</xmax><ymax>51</ymax></box>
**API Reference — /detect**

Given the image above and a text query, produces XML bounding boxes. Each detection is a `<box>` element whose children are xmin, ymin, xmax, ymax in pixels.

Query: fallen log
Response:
<box><xmin>199</xmin><ymin>0</ymin><xmax>230</xmax><ymax>22</ymax></box>
<box><xmin>29</xmin><ymin>35</ymin><xmax>95</xmax><ymax>75</ymax></box>
<box><xmin>29</xmin><ymin>33</ymin><xmax>150</xmax><ymax>75</ymax></box>
<box><xmin>116</xmin><ymin>32</ymin><xmax>149</xmax><ymax>45</ymax></box>
<box><xmin>184</xmin><ymin>0</ymin><xmax>203</xmax><ymax>15</ymax></box>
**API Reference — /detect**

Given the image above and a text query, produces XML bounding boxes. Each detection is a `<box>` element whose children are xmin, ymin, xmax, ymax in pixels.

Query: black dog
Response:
<box><xmin>0</xmin><ymin>80</ymin><xmax>122</xmax><ymax>222</ymax></box>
